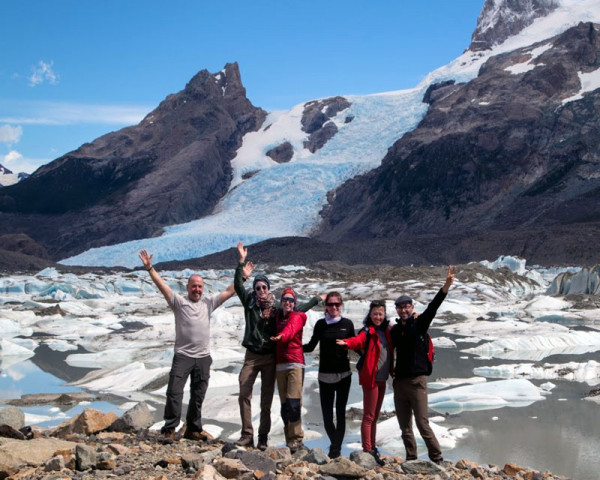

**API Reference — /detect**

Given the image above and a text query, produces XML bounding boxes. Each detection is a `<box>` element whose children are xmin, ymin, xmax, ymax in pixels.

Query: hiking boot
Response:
<box><xmin>183</xmin><ymin>430</ymin><xmax>208</xmax><ymax>441</ymax></box>
<box><xmin>432</xmin><ymin>457</ymin><xmax>445</xmax><ymax>465</ymax></box>
<box><xmin>257</xmin><ymin>435</ymin><xmax>268</xmax><ymax>451</ymax></box>
<box><xmin>161</xmin><ymin>429</ymin><xmax>175</xmax><ymax>445</ymax></box>
<box><xmin>287</xmin><ymin>440</ymin><xmax>303</xmax><ymax>453</ymax></box>
<box><xmin>328</xmin><ymin>444</ymin><xmax>341</xmax><ymax>459</ymax></box>
<box><xmin>370</xmin><ymin>448</ymin><xmax>385</xmax><ymax>467</ymax></box>
<box><xmin>235</xmin><ymin>436</ymin><xmax>254</xmax><ymax>448</ymax></box>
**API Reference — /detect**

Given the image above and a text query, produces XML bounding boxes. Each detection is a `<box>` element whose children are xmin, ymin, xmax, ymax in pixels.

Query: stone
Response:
<box><xmin>97</xmin><ymin>431</ymin><xmax>126</xmax><ymax>440</ymax></box>
<box><xmin>504</xmin><ymin>462</ymin><xmax>526</xmax><ymax>476</ymax></box>
<box><xmin>470</xmin><ymin>466</ymin><xmax>487</xmax><ymax>479</ymax></box>
<box><xmin>264</xmin><ymin>446</ymin><xmax>292</xmax><ymax>462</ymax></box>
<box><xmin>0</xmin><ymin>463</ymin><xmax>19</xmax><ymax>480</ymax></box>
<box><xmin>53</xmin><ymin>448</ymin><xmax>74</xmax><ymax>459</ymax></box>
<box><xmin>344</xmin><ymin>115</ymin><xmax>354</xmax><ymax>123</ymax></box>
<box><xmin>401</xmin><ymin>459</ymin><xmax>446</xmax><ymax>476</ymax></box>
<box><xmin>304</xmin><ymin>447</ymin><xmax>329</xmax><ymax>465</ymax></box>
<box><xmin>44</xmin><ymin>455</ymin><xmax>65</xmax><ymax>472</ymax></box>
<box><xmin>349</xmin><ymin>450</ymin><xmax>378</xmax><ymax>469</ymax></box>
<box><xmin>52</xmin><ymin>408</ymin><xmax>118</xmax><ymax>437</ymax></box>
<box><xmin>0</xmin><ymin>437</ymin><xmax>77</xmax><ymax>468</ymax></box>
<box><xmin>107</xmin><ymin>443</ymin><xmax>130</xmax><ymax>455</ymax></box>
<box><xmin>75</xmin><ymin>444</ymin><xmax>97</xmax><ymax>471</ymax></box>
<box><xmin>108</xmin><ymin>402</ymin><xmax>154</xmax><ymax>432</ymax></box>
<box><xmin>34</xmin><ymin>304</ymin><xmax>65</xmax><ymax>316</ymax></box>
<box><xmin>227</xmin><ymin>449</ymin><xmax>277</xmax><ymax>473</ymax></box>
<box><xmin>213</xmin><ymin>457</ymin><xmax>251</xmax><ymax>478</ymax></box>
<box><xmin>194</xmin><ymin>464</ymin><xmax>227</xmax><ymax>480</ymax></box>
<box><xmin>303</xmin><ymin>122</ymin><xmax>338</xmax><ymax>153</ymax></box>
<box><xmin>456</xmin><ymin>458</ymin><xmax>479</xmax><ymax>470</ymax></box>
<box><xmin>0</xmin><ymin>407</ymin><xmax>25</xmax><ymax>430</ymax></box>
<box><xmin>96</xmin><ymin>451</ymin><xmax>115</xmax><ymax>470</ymax></box>
<box><xmin>182</xmin><ymin>449</ymin><xmax>222</xmax><ymax>470</ymax></box>
<box><xmin>319</xmin><ymin>457</ymin><xmax>367</xmax><ymax>478</ymax></box>
<box><xmin>266</xmin><ymin>142</ymin><xmax>294</xmax><ymax>164</ymax></box>
<box><xmin>0</xmin><ymin>425</ymin><xmax>25</xmax><ymax>440</ymax></box>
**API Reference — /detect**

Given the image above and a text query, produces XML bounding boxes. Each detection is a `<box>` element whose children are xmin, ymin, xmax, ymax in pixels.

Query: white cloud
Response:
<box><xmin>0</xmin><ymin>101</ymin><xmax>151</xmax><ymax>126</ymax></box>
<box><xmin>0</xmin><ymin>124</ymin><xmax>23</xmax><ymax>144</ymax></box>
<box><xmin>1</xmin><ymin>150</ymin><xmax>49</xmax><ymax>174</ymax></box>
<box><xmin>29</xmin><ymin>60</ymin><xmax>58</xmax><ymax>87</ymax></box>
<box><xmin>3</xmin><ymin>150</ymin><xmax>23</xmax><ymax>163</ymax></box>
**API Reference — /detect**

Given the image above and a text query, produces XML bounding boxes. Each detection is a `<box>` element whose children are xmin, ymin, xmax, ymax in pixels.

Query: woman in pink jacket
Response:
<box><xmin>337</xmin><ymin>300</ymin><xmax>393</xmax><ymax>465</ymax></box>
<box><xmin>271</xmin><ymin>288</ymin><xmax>308</xmax><ymax>452</ymax></box>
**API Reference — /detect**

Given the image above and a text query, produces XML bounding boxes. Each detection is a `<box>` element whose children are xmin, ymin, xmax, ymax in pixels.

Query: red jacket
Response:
<box><xmin>346</xmin><ymin>325</ymin><xmax>394</xmax><ymax>388</ymax></box>
<box><xmin>275</xmin><ymin>311</ymin><xmax>307</xmax><ymax>365</ymax></box>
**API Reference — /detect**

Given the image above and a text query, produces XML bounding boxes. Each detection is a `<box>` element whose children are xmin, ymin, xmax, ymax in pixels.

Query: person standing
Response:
<box><xmin>390</xmin><ymin>266</ymin><xmax>456</xmax><ymax>464</ymax></box>
<box><xmin>234</xmin><ymin>241</ymin><xmax>321</xmax><ymax>450</ymax></box>
<box><xmin>337</xmin><ymin>300</ymin><xmax>393</xmax><ymax>466</ymax></box>
<box><xmin>139</xmin><ymin>249</ymin><xmax>242</xmax><ymax>443</ymax></box>
<box><xmin>303</xmin><ymin>291</ymin><xmax>355</xmax><ymax>458</ymax></box>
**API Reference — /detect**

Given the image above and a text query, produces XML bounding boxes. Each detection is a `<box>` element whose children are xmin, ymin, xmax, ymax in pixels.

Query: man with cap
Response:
<box><xmin>234</xmin><ymin>242</ymin><xmax>322</xmax><ymax>450</ymax></box>
<box><xmin>390</xmin><ymin>265</ymin><xmax>456</xmax><ymax>464</ymax></box>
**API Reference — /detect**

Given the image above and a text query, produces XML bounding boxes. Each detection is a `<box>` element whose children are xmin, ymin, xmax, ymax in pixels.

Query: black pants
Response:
<box><xmin>162</xmin><ymin>353</ymin><xmax>212</xmax><ymax>433</ymax></box>
<box><xmin>318</xmin><ymin>375</ymin><xmax>351</xmax><ymax>449</ymax></box>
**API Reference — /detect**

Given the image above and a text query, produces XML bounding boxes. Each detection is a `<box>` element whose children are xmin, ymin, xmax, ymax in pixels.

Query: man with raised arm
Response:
<box><xmin>391</xmin><ymin>265</ymin><xmax>456</xmax><ymax>464</ymax></box>
<box><xmin>139</xmin><ymin>249</ymin><xmax>248</xmax><ymax>443</ymax></box>
<box><xmin>234</xmin><ymin>241</ymin><xmax>323</xmax><ymax>450</ymax></box>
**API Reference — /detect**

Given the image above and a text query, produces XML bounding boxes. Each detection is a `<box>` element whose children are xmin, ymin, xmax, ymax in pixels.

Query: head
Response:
<box><xmin>365</xmin><ymin>300</ymin><xmax>388</xmax><ymax>328</ymax></box>
<box><xmin>187</xmin><ymin>274</ymin><xmax>204</xmax><ymax>302</ymax></box>
<box><xmin>325</xmin><ymin>291</ymin><xmax>343</xmax><ymax>318</ymax></box>
<box><xmin>280</xmin><ymin>288</ymin><xmax>297</xmax><ymax>315</ymax></box>
<box><xmin>253</xmin><ymin>275</ymin><xmax>270</xmax><ymax>300</ymax></box>
<box><xmin>395</xmin><ymin>294</ymin><xmax>414</xmax><ymax>321</ymax></box>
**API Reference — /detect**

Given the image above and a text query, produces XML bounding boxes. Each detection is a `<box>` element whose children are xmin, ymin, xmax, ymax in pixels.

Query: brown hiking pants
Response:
<box><xmin>276</xmin><ymin>367</ymin><xmax>304</xmax><ymax>444</ymax></box>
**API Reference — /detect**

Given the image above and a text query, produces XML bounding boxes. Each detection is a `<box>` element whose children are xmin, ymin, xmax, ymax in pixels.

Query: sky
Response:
<box><xmin>0</xmin><ymin>0</ymin><xmax>485</xmax><ymax>174</ymax></box>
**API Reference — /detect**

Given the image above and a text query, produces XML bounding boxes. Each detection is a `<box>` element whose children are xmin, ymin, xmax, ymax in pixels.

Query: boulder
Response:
<box><xmin>225</xmin><ymin>449</ymin><xmax>276</xmax><ymax>473</ymax></box>
<box><xmin>212</xmin><ymin>457</ymin><xmax>251</xmax><ymax>478</ymax></box>
<box><xmin>181</xmin><ymin>448</ymin><xmax>221</xmax><ymax>470</ymax></box>
<box><xmin>75</xmin><ymin>444</ymin><xmax>97</xmax><ymax>471</ymax></box>
<box><xmin>194</xmin><ymin>464</ymin><xmax>227</xmax><ymax>480</ymax></box>
<box><xmin>401</xmin><ymin>459</ymin><xmax>446</xmax><ymax>476</ymax></box>
<box><xmin>504</xmin><ymin>462</ymin><xmax>527</xmax><ymax>476</ymax></box>
<box><xmin>107</xmin><ymin>443</ymin><xmax>130</xmax><ymax>455</ymax></box>
<box><xmin>319</xmin><ymin>457</ymin><xmax>367</xmax><ymax>478</ymax></box>
<box><xmin>349</xmin><ymin>450</ymin><xmax>378</xmax><ymax>469</ymax></box>
<box><xmin>456</xmin><ymin>458</ymin><xmax>479</xmax><ymax>470</ymax></box>
<box><xmin>0</xmin><ymin>437</ymin><xmax>77</xmax><ymax>469</ymax></box>
<box><xmin>96</xmin><ymin>451</ymin><xmax>115</xmax><ymax>470</ymax></box>
<box><xmin>266</xmin><ymin>141</ymin><xmax>294</xmax><ymax>163</ymax></box>
<box><xmin>304</xmin><ymin>122</ymin><xmax>338</xmax><ymax>153</ymax></box>
<box><xmin>0</xmin><ymin>407</ymin><xmax>25</xmax><ymax>430</ymax></box>
<box><xmin>52</xmin><ymin>408</ymin><xmax>118</xmax><ymax>437</ymax></box>
<box><xmin>304</xmin><ymin>447</ymin><xmax>329</xmax><ymax>465</ymax></box>
<box><xmin>263</xmin><ymin>446</ymin><xmax>292</xmax><ymax>462</ymax></box>
<box><xmin>108</xmin><ymin>402</ymin><xmax>153</xmax><ymax>432</ymax></box>
<box><xmin>44</xmin><ymin>455</ymin><xmax>65</xmax><ymax>472</ymax></box>
<box><xmin>0</xmin><ymin>425</ymin><xmax>25</xmax><ymax>440</ymax></box>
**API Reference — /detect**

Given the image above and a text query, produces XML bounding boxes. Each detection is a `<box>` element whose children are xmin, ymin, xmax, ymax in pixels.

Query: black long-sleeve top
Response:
<box><xmin>303</xmin><ymin>317</ymin><xmax>355</xmax><ymax>373</ymax></box>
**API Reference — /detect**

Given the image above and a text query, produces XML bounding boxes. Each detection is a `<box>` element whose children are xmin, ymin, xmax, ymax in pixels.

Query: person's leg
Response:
<box><xmin>258</xmin><ymin>353</ymin><xmax>276</xmax><ymax>438</ymax></box>
<box><xmin>284</xmin><ymin>368</ymin><xmax>304</xmax><ymax>444</ymax></box>
<box><xmin>163</xmin><ymin>354</ymin><xmax>195</xmax><ymax>433</ymax></box>
<box><xmin>318</xmin><ymin>380</ymin><xmax>336</xmax><ymax>446</ymax></box>
<box><xmin>411</xmin><ymin>376</ymin><xmax>443</xmax><ymax>462</ymax></box>
<box><xmin>186</xmin><ymin>355</ymin><xmax>212</xmax><ymax>433</ymax></box>
<box><xmin>333</xmin><ymin>375</ymin><xmax>352</xmax><ymax>450</ymax></box>
<box><xmin>276</xmin><ymin>370</ymin><xmax>290</xmax><ymax>444</ymax></box>
<box><xmin>238</xmin><ymin>351</ymin><xmax>260</xmax><ymax>440</ymax></box>
<box><xmin>393</xmin><ymin>377</ymin><xmax>417</xmax><ymax>460</ymax></box>
<box><xmin>370</xmin><ymin>381</ymin><xmax>387</xmax><ymax>451</ymax></box>
<box><xmin>361</xmin><ymin>384</ymin><xmax>379</xmax><ymax>452</ymax></box>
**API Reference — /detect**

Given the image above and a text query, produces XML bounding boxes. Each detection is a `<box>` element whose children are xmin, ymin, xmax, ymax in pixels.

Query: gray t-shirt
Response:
<box><xmin>375</xmin><ymin>327</ymin><xmax>391</xmax><ymax>382</ymax></box>
<box><xmin>168</xmin><ymin>292</ymin><xmax>222</xmax><ymax>358</ymax></box>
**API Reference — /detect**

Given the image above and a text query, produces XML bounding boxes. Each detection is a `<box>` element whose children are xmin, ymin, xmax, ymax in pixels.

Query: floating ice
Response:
<box><xmin>429</xmin><ymin>377</ymin><xmax>487</xmax><ymax>390</ymax></box>
<box><xmin>376</xmin><ymin>416</ymin><xmax>467</xmax><ymax>451</ymax></box>
<box><xmin>474</xmin><ymin>361</ymin><xmax>600</xmax><ymax>386</ymax></box>
<box><xmin>0</xmin><ymin>338</ymin><xmax>35</xmax><ymax>357</ymax></box>
<box><xmin>432</xmin><ymin>337</ymin><xmax>456</xmax><ymax>348</ymax></box>
<box><xmin>72</xmin><ymin>362</ymin><xmax>170</xmax><ymax>393</ymax></box>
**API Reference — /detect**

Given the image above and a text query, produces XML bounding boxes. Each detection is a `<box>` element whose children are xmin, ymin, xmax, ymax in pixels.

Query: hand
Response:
<box><xmin>443</xmin><ymin>265</ymin><xmax>456</xmax><ymax>293</ymax></box>
<box><xmin>242</xmin><ymin>261</ymin><xmax>254</xmax><ymax>279</ymax></box>
<box><xmin>270</xmin><ymin>335</ymin><xmax>282</xmax><ymax>342</ymax></box>
<box><xmin>319</xmin><ymin>293</ymin><xmax>327</xmax><ymax>301</ymax></box>
<box><xmin>237</xmin><ymin>241</ymin><xmax>248</xmax><ymax>263</ymax></box>
<box><xmin>139</xmin><ymin>250</ymin><xmax>153</xmax><ymax>270</ymax></box>
<box><xmin>336</xmin><ymin>339</ymin><xmax>347</xmax><ymax>347</ymax></box>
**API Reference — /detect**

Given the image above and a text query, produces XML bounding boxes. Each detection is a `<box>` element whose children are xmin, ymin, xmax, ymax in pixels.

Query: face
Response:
<box><xmin>325</xmin><ymin>295</ymin><xmax>342</xmax><ymax>317</ymax></box>
<box><xmin>254</xmin><ymin>281</ymin><xmax>269</xmax><ymax>300</ymax></box>
<box><xmin>396</xmin><ymin>303</ymin><xmax>414</xmax><ymax>320</ymax></box>
<box><xmin>187</xmin><ymin>275</ymin><xmax>204</xmax><ymax>302</ymax></box>
<box><xmin>370</xmin><ymin>306</ymin><xmax>386</xmax><ymax>326</ymax></box>
<box><xmin>281</xmin><ymin>295</ymin><xmax>296</xmax><ymax>314</ymax></box>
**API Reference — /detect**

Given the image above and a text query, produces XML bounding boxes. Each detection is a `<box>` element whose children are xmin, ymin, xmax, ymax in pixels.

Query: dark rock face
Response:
<box><xmin>266</xmin><ymin>141</ymin><xmax>294</xmax><ymax>163</ymax></box>
<box><xmin>470</xmin><ymin>0</ymin><xmax>560</xmax><ymax>51</ymax></box>
<box><xmin>0</xmin><ymin>163</ymin><xmax>12</xmax><ymax>175</ymax></box>
<box><xmin>0</xmin><ymin>233</ymin><xmax>50</xmax><ymax>259</ymax></box>
<box><xmin>319</xmin><ymin>23</ymin><xmax>600</xmax><ymax>264</ymax></box>
<box><xmin>0</xmin><ymin>63</ymin><xmax>266</xmax><ymax>260</ymax></box>
<box><xmin>423</xmin><ymin>80</ymin><xmax>459</xmax><ymax>105</ymax></box>
<box><xmin>301</xmin><ymin>96</ymin><xmax>351</xmax><ymax>153</ymax></box>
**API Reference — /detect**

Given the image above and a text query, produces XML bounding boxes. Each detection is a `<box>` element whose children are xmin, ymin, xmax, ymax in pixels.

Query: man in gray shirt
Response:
<box><xmin>139</xmin><ymin>249</ymin><xmax>249</xmax><ymax>442</ymax></box>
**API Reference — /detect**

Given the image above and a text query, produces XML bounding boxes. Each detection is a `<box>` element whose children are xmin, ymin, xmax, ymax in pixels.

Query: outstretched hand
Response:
<box><xmin>336</xmin><ymin>339</ymin><xmax>348</xmax><ymax>347</ymax></box>
<box><xmin>442</xmin><ymin>265</ymin><xmax>456</xmax><ymax>293</ymax></box>
<box><xmin>242</xmin><ymin>261</ymin><xmax>255</xmax><ymax>280</ymax></box>
<box><xmin>139</xmin><ymin>250</ymin><xmax>153</xmax><ymax>270</ymax></box>
<box><xmin>270</xmin><ymin>335</ymin><xmax>283</xmax><ymax>342</ymax></box>
<box><xmin>237</xmin><ymin>241</ymin><xmax>248</xmax><ymax>263</ymax></box>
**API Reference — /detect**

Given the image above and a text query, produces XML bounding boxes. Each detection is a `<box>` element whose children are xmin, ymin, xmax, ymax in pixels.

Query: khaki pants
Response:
<box><xmin>393</xmin><ymin>376</ymin><xmax>442</xmax><ymax>461</ymax></box>
<box><xmin>238</xmin><ymin>350</ymin><xmax>276</xmax><ymax>438</ymax></box>
<box><xmin>276</xmin><ymin>368</ymin><xmax>304</xmax><ymax>444</ymax></box>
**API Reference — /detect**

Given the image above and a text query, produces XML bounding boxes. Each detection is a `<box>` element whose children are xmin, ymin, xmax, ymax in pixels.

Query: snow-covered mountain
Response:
<box><xmin>0</xmin><ymin>163</ymin><xmax>19</xmax><ymax>187</ymax></box>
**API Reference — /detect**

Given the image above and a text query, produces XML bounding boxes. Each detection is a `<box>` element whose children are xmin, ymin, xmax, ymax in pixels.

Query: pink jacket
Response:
<box><xmin>275</xmin><ymin>311</ymin><xmax>307</xmax><ymax>365</ymax></box>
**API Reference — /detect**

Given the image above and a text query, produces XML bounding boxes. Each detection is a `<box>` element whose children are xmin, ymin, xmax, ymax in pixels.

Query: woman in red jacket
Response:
<box><xmin>271</xmin><ymin>288</ymin><xmax>308</xmax><ymax>452</ymax></box>
<box><xmin>336</xmin><ymin>300</ymin><xmax>393</xmax><ymax>466</ymax></box>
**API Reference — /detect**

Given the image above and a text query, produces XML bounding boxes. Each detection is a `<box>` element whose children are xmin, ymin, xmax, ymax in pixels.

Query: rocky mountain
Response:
<box><xmin>469</xmin><ymin>0</ymin><xmax>561</xmax><ymax>51</ymax></box>
<box><xmin>319</xmin><ymin>21</ymin><xmax>600</xmax><ymax>264</ymax></box>
<box><xmin>0</xmin><ymin>63</ymin><xmax>266</xmax><ymax>259</ymax></box>
<box><xmin>0</xmin><ymin>163</ymin><xmax>12</xmax><ymax>175</ymax></box>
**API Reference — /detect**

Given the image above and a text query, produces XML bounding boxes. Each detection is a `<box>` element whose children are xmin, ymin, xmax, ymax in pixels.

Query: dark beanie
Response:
<box><xmin>394</xmin><ymin>294</ymin><xmax>413</xmax><ymax>305</ymax></box>
<box><xmin>253</xmin><ymin>274</ymin><xmax>270</xmax><ymax>290</ymax></box>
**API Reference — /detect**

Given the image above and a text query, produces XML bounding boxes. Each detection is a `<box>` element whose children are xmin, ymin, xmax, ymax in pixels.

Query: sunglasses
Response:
<box><xmin>326</xmin><ymin>302</ymin><xmax>342</xmax><ymax>307</ymax></box>
<box><xmin>281</xmin><ymin>297</ymin><xmax>295</xmax><ymax>303</ymax></box>
<box><xmin>396</xmin><ymin>304</ymin><xmax>413</xmax><ymax>310</ymax></box>
<box><xmin>255</xmin><ymin>285</ymin><xmax>268</xmax><ymax>291</ymax></box>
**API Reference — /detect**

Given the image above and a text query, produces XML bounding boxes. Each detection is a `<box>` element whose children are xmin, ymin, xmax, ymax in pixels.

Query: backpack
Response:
<box><xmin>422</xmin><ymin>333</ymin><xmax>436</xmax><ymax>375</ymax></box>
<box><xmin>355</xmin><ymin>327</ymin><xmax>371</xmax><ymax>371</ymax></box>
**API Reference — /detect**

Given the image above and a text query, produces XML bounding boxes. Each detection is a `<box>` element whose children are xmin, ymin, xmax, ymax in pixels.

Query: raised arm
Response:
<box><xmin>417</xmin><ymin>265</ymin><xmax>456</xmax><ymax>332</ymax></box>
<box><xmin>297</xmin><ymin>293</ymin><xmax>325</xmax><ymax>313</ymax></box>
<box><xmin>139</xmin><ymin>250</ymin><xmax>173</xmax><ymax>303</ymax></box>
<box><xmin>234</xmin><ymin>241</ymin><xmax>252</xmax><ymax>303</ymax></box>
<box><xmin>224</xmin><ymin>259</ymin><xmax>253</xmax><ymax>305</ymax></box>
<box><xmin>442</xmin><ymin>265</ymin><xmax>456</xmax><ymax>293</ymax></box>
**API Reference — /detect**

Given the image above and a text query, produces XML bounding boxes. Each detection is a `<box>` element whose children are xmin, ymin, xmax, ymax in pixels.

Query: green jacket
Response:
<box><xmin>235</xmin><ymin>262</ymin><xmax>320</xmax><ymax>355</ymax></box>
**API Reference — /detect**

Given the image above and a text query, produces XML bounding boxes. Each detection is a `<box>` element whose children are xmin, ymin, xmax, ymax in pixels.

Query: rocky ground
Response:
<box><xmin>0</xmin><ymin>404</ymin><xmax>573</xmax><ymax>480</ymax></box>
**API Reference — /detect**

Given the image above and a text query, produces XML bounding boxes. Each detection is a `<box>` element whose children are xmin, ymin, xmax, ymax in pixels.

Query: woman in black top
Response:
<box><xmin>303</xmin><ymin>291</ymin><xmax>355</xmax><ymax>458</ymax></box>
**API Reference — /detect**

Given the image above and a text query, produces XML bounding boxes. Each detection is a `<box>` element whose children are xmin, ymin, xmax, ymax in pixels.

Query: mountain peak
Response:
<box><xmin>0</xmin><ymin>163</ymin><xmax>12</xmax><ymax>175</ymax></box>
<box><xmin>469</xmin><ymin>0</ymin><xmax>561</xmax><ymax>51</ymax></box>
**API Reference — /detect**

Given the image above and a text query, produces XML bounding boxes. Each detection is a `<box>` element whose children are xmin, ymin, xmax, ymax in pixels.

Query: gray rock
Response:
<box><xmin>349</xmin><ymin>450</ymin><xmax>378</xmax><ymax>469</ymax></box>
<box><xmin>181</xmin><ymin>448</ymin><xmax>222</xmax><ymax>470</ymax></box>
<box><xmin>301</xmin><ymin>96</ymin><xmax>351</xmax><ymax>133</ymax></box>
<box><xmin>0</xmin><ymin>425</ymin><xmax>25</xmax><ymax>440</ymax></box>
<box><xmin>304</xmin><ymin>447</ymin><xmax>329</xmax><ymax>465</ymax></box>
<box><xmin>401</xmin><ymin>459</ymin><xmax>446</xmax><ymax>476</ymax></box>
<box><xmin>212</xmin><ymin>457</ymin><xmax>251</xmax><ymax>478</ymax></box>
<box><xmin>194</xmin><ymin>464</ymin><xmax>227</xmax><ymax>480</ymax></box>
<box><xmin>0</xmin><ymin>407</ymin><xmax>25</xmax><ymax>430</ymax></box>
<box><xmin>304</xmin><ymin>122</ymin><xmax>338</xmax><ymax>153</ymax></box>
<box><xmin>96</xmin><ymin>451</ymin><xmax>115</xmax><ymax>470</ymax></box>
<box><xmin>266</xmin><ymin>141</ymin><xmax>294</xmax><ymax>163</ymax></box>
<box><xmin>344</xmin><ymin>115</ymin><xmax>354</xmax><ymax>124</ymax></box>
<box><xmin>263</xmin><ymin>445</ymin><xmax>292</xmax><ymax>462</ymax></box>
<box><xmin>227</xmin><ymin>449</ymin><xmax>277</xmax><ymax>473</ymax></box>
<box><xmin>44</xmin><ymin>455</ymin><xmax>65</xmax><ymax>472</ymax></box>
<box><xmin>108</xmin><ymin>401</ymin><xmax>153</xmax><ymax>432</ymax></box>
<box><xmin>75</xmin><ymin>444</ymin><xmax>97</xmax><ymax>471</ymax></box>
<box><xmin>319</xmin><ymin>457</ymin><xmax>367</xmax><ymax>478</ymax></box>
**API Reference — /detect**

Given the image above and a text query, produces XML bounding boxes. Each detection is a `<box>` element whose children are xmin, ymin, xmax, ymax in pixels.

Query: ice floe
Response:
<box><xmin>473</xmin><ymin>361</ymin><xmax>600</xmax><ymax>386</ymax></box>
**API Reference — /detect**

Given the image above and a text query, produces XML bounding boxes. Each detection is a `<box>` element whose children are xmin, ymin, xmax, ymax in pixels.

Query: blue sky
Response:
<box><xmin>0</xmin><ymin>0</ymin><xmax>484</xmax><ymax>173</ymax></box>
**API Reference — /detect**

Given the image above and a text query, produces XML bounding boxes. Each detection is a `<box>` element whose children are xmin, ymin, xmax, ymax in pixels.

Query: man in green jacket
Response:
<box><xmin>235</xmin><ymin>241</ymin><xmax>322</xmax><ymax>450</ymax></box>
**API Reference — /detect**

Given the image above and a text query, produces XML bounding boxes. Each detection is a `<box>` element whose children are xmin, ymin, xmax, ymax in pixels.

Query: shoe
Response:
<box><xmin>257</xmin><ymin>435</ymin><xmax>268</xmax><ymax>451</ymax></box>
<box><xmin>370</xmin><ymin>448</ymin><xmax>385</xmax><ymax>467</ymax></box>
<box><xmin>328</xmin><ymin>445</ymin><xmax>341</xmax><ymax>459</ymax></box>
<box><xmin>235</xmin><ymin>436</ymin><xmax>254</xmax><ymax>448</ymax></box>
<box><xmin>160</xmin><ymin>429</ymin><xmax>175</xmax><ymax>445</ymax></box>
<box><xmin>287</xmin><ymin>440</ymin><xmax>303</xmax><ymax>453</ymax></box>
<box><xmin>432</xmin><ymin>457</ymin><xmax>445</xmax><ymax>465</ymax></box>
<box><xmin>183</xmin><ymin>430</ymin><xmax>208</xmax><ymax>441</ymax></box>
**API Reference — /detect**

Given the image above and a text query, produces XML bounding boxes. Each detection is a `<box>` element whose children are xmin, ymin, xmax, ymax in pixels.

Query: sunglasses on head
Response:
<box><xmin>255</xmin><ymin>285</ymin><xmax>268</xmax><ymax>291</ymax></box>
<box><xmin>326</xmin><ymin>302</ymin><xmax>342</xmax><ymax>307</ymax></box>
<box><xmin>281</xmin><ymin>297</ymin><xmax>295</xmax><ymax>303</ymax></box>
